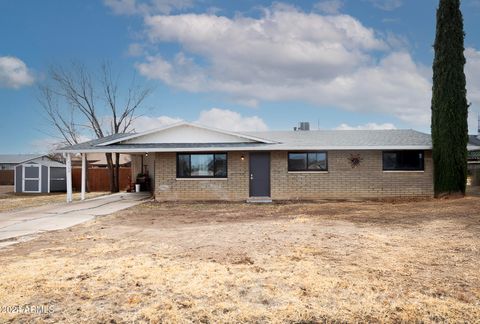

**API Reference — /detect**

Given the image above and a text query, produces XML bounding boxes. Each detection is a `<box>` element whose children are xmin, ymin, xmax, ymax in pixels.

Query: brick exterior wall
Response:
<box><xmin>271</xmin><ymin>150</ymin><xmax>433</xmax><ymax>199</ymax></box>
<box><xmin>153</xmin><ymin>150</ymin><xmax>434</xmax><ymax>201</ymax></box>
<box><xmin>154</xmin><ymin>152</ymin><xmax>250</xmax><ymax>201</ymax></box>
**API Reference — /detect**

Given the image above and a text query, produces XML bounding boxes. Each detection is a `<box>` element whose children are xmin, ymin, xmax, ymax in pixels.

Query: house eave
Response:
<box><xmin>55</xmin><ymin>145</ymin><xmax>433</xmax><ymax>154</ymax></box>
<box><xmin>468</xmin><ymin>145</ymin><xmax>480</xmax><ymax>151</ymax></box>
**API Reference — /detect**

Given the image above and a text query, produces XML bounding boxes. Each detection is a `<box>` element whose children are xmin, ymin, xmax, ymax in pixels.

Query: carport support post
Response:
<box><xmin>81</xmin><ymin>153</ymin><xmax>86</xmax><ymax>201</ymax></box>
<box><xmin>66</xmin><ymin>153</ymin><xmax>72</xmax><ymax>203</ymax></box>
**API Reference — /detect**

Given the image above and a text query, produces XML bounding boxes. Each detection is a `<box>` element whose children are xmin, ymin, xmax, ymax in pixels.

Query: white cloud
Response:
<box><xmin>0</xmin><ymin>56</ymin><xmax>34</xmax><ymax>89</ymax></box>
<box><xmin>335</xmin><ymin>122</ymin><xmax>397</xmax><ymax>130</ymax></box>
<box><xmin>104</xmin><ymin>0</ymin><xmax>136</xmax><ymax>15</ymax></box>
<box><xmin>466</xmin><ymin>47</ymin><xmax>480</xmax><ymax>133</ymax></box>
<box><xmin>130</xmin><ymin>108</ymin><xmax>268</xmax><ymax>132</ymax></box>
<box><xmin>131</xmin><ymin>115</ymin><xmax>183</xmax><ymax>131</ymax></box>
<box><xmin>30</xmin><ymin>138</ymin><xmax>63</xmax><ymax>153</ymax></box>
<box><xmin>196</xmin><ymin>108</ymin><xmax>268</xmax><ymax>131</ymax></box>
<box><xmin>104</xmin><ymin>0</ymin><xmax>193</xmax><ymax>15</ymax></box>
<box><xmin>126</xmin><ymin>43</ymin><xmax>145</xmax><ymax>57</ymax></box>
<box><xmin>30</xmin><ymin>135</ymin><xmax>91</xmax><ymax>153</ymax></box>
<box><xmin>313</xmin><ymin>0</ymin><xmax>344</xmax><ymax>14</ymax></box>
<box><xmin>466</xmin><ymin>48</ymin><xmax>480</xmax><ymax>107</ymax></box>
<box><xmin>136</xmin><ymin>6</ymin><xmax>433</xmax><ymax>125</ymax></box>
<box><xmin>367</xmin><ymin>0</ymin><xmax>403</xmax><ymax>11</ymax></box>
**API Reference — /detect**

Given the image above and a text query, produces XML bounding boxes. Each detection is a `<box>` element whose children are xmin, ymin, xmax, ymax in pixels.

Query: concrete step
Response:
<box><xmin>247</xmin><ymin>197</ymin><xmax>273</xmax><ymax>203</ymax></box>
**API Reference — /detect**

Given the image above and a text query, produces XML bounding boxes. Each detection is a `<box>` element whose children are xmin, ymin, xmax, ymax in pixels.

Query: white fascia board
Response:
<box><xmin>96</xmin><ymin>122</ymin><xmax>277</xmax><ymax>146</ymax></box>
<box><xmin>55</xmin><ymin>145</ymin><xmax>433</xmax><ymax>154</ymax></box>
<box><xmin>467</xmin><ymin>145</ymin><xmax>480</xmax><ymax>151</ymax></box>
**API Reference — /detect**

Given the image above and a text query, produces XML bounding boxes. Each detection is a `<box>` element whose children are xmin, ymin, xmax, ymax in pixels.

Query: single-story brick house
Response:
<box><xmin>468</xmin><ymin>135</ymin><xmax>480</xmax><ymax>186</ymax></box>
<box><xmin>56</xmin><ymin>122</ymin><xmax>439</xmax><ymax>202</ymax></box>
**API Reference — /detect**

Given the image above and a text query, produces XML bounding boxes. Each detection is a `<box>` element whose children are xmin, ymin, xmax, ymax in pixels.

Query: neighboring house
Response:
<box><xmin>71</xmin><ymin>152</ymin><xmax>131</xmax><ymax>168</ymax></box>
<box><xmin>468</xmin><ymin>135</ymin><xmax>480</xmax><ymax>160</ymax></box>
<box><xmin>13</xmin><ymin>156</ymin><xmax>66</xmax><ymax>193</ymax></box>
<box><xmin>0</xmin><ymin>154</ymin><xmax>42</xmax><ymax>171</ymax></box>
<box><xmin>468</xmin><ymin>135</ymin><xmax>480</xmax><ymax>186</ymax></box>
<box><xmin>57</xmin><ymin>122</ymin><xmax>434</xmax><ymax>201</ymax></box>
<box><xmin>70</xmin><ymin>152</ymin><xmax>132</xmax><ymax>192</ymax></box>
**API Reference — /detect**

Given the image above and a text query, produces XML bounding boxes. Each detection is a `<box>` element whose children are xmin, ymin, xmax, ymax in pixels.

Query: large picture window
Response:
<box><xmin>177</xmin><ymin>153</ymin><xmax>227</xmax><ymax>178</ymax></box>
<box><xmin>288</xmin><ymin>152</ymin><xmax>328</xmax><ymax>171</ymax></box>
<box><xmin>383</xmin><ymin>151</ymin><xmax>424</xmax><ymax>171</ymax></box>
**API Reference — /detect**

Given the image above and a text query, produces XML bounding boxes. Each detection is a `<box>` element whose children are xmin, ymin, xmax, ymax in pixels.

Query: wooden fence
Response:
<box><xmin>72</xmin><ymin>168</ymin><xmax>132</xmax><ymax>192</ymax></box>
<box><xmin>0</xmin><ymin>170</ymin><xmax>14</xmax><ymax>185</ymax></box>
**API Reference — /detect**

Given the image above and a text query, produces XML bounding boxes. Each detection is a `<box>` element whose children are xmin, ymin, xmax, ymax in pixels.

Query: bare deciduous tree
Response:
<box><xmin>38</xmin><ymin>61</ymin><xmax>152</xmax><ymax>192</ymax></box>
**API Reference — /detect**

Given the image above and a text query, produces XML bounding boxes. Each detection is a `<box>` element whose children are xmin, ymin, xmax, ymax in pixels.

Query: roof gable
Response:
<box><xmin>0</xmin><ymin>154</ymin><xmax>43</xmax><ymax>164</ymax></box>
<box><xmin>25</xmin><ymin>156</ymin><xmax>65</xmax><ymax>167</ymax></box>
<box><xmin>98</xmin><ymin>122</ymin><xmax>275</xmax><ymax>146</ymax></box>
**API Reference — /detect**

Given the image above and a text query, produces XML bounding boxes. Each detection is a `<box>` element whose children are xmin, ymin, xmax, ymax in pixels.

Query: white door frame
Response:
<box><xmin>22</xmin><ymin>164</ymin><xmax>41</xmax><ymax>193</ymax></box>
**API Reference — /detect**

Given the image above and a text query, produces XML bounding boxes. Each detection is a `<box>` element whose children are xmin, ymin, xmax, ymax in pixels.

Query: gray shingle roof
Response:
<box><xmin>243</xmin><ymin>129</ymin><xmax>431</xmax><ymax>147</ymax></box>
<box><xmin>58</xmin><ymin>133</ymin><xmax>132</xmax><ymax>151</ymax></box>
<box><xmin>469</xmin><ymin>135</ymin><xmax>480</xmax><ymax>147</ymax></box>
<box><xmin>0</xmin><ymin>154</ymin><xmax>43</xmax><ymax>164</ymax></box>
<box><xmin>55</xmin><ymin>128</ymin><xmax>432</xmax><ymax>153</ymax></box>
<box><xmin>28</xmin><ymin>157</ymin><xmax>66</xmax><ymax>167</ymax></box>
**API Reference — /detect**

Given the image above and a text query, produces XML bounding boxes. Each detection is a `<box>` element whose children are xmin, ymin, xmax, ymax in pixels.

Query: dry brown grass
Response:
<box><xmin>0</xmin><ymin>198</ymin><xmax>479</xmax><ymax>323</ymax></box>
<box><xmin>0</xmin><ymin>192</ymin><xmax>109</xmax><ymax>213</ymax></box>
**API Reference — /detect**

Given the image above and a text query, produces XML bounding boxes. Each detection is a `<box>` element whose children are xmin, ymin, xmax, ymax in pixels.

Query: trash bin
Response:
<box><xmin>135</xmin><ymin>184</ymin><xmax>141</xmax><ymax>193</ymax></box>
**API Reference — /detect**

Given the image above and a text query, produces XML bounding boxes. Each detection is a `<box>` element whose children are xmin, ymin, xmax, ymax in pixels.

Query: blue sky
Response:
<box><xmin>1</xmin><ymin>0</ymin><xmax>480</xmax><ymax>153</ymax></box>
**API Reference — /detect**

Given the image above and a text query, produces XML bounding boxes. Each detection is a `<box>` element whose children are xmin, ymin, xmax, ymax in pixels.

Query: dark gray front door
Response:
<box><xmin>249</xmin><ymin>152</ymin><xmax>270</xmax><ymax>197</ymax></box>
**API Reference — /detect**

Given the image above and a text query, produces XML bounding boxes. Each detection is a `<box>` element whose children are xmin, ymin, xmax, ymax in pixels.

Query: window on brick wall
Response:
<box><xmin>177</xmin><ymin>153</ymin><xmax>227</xmax><ymax>178</ymax></box>
<box><xmin>288</xmin><ymin>152</ymin><xmax>328</xmax><ymax>171</ymax></box>
<box><xmin>382</xmin><ymin>151</ymin><xmax>424</xmax><ymax>171</ymax></box>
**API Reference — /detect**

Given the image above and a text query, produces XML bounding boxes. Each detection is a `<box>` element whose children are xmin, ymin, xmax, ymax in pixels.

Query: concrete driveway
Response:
<box><xmin>0</xmin><ymin>192</ymin><xmax>150</xmax><ymax>248</ymax></box>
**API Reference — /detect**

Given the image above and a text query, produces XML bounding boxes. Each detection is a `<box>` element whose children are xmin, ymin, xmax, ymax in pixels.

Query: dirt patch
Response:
<box><xmin>0</xmin><ymin>192</ymin><xmax>109</xmax><ymax>213</ymax></box>
<box><xmin>0</xmin><ymin>198</ymin><xmax>479</xmax><ymax>322</ymax></box>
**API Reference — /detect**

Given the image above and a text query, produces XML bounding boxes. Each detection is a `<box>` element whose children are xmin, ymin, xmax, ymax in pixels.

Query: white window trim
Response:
<box><xmin>176</xmin><ymin>178</ymin><xmax>228</xmax><ymax>181</ymax></box>
<box><xmin>288</xmin><ymin>171</ymin><xmax>329</xmax><ymax>174</ymax></box>
<box><xmin>22</xmin><ymin>164</ymin><xmax>41</xmax><ymax>193</ymax></box>
<box><xmin>382</xmin><ymin>170</ymin><xmax>425</xmax><ymax>173</ymax></box>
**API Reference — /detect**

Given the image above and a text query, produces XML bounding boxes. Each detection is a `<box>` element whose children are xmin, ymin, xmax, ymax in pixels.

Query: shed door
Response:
<box><xmin>23</xmin><ymin>164</ymin><xmax>41</xmax><ymax>193</ymax></box>
<box><xmin>249</xmin><ymin>152</ymin><xmax>271</xmax><ymax>197</ymax></box>
<box><xmin>50</xmin><ymin>167</ymin><xmax>66</xmax><ymax>192</ymax></box>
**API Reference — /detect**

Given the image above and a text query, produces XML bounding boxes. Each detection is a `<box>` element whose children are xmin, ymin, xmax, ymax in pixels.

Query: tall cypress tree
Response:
<box><xmin>431</xmin><ymin>0</ymin><xmax>469</xmax><ymax>197</ymax></box>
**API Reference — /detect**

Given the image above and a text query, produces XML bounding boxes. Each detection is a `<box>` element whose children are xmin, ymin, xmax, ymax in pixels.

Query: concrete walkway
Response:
<box><xmin>0</xmin><ymin>192</ymin><xmax>150</xmax><ymax>248</ymax></box>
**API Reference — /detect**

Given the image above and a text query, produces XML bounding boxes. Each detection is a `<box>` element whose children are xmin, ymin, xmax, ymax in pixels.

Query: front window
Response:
<box><xmin>383</xmin><ymin>151</ymin><xmax>424</xmax><ymax>171</ymax></box>
<box><xmin>288</xmin><ymin>152</ymin><xmax>328</xmax><ymax>171</ymax></box>
<box><xmin>177</xmin><ymin>153</ymin><xmax>228</xmax><ymax>178</ymax></box>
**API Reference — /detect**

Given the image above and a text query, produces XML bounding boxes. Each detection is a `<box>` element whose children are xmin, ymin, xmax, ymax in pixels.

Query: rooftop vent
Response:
<box><xmin>294</xmin><ymin>122</ymin><xmax>310</xmax><ymax>131</ymax></box>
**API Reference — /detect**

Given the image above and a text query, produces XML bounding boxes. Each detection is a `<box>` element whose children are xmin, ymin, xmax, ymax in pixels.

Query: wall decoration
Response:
<box><xmin>348</xmin><ymin>154</ymin><xmax>363</xmax><ymax>168</ymax></box>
